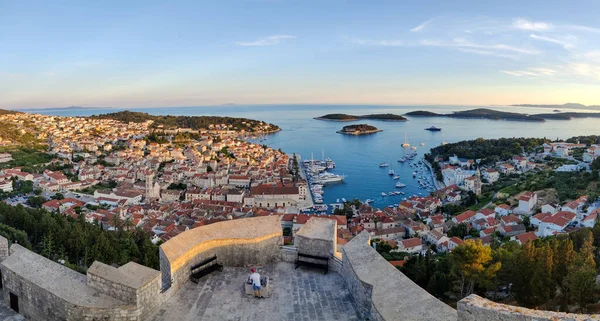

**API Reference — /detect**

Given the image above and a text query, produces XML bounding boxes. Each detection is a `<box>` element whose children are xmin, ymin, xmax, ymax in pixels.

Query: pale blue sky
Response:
<box><xmin>1</xmin><ymin>0</ymin><xmax>600</xmax><ymax>108</ymax></box>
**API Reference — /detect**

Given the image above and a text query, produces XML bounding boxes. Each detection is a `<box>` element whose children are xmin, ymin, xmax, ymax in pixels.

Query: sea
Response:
<box><xmin>26</xmin><ymin>104</ymin><xmax>600</xmax><ymax>209</ymax></box>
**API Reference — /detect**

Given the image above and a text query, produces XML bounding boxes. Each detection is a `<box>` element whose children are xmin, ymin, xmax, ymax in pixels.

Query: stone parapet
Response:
<box><xmin>295</xmin><ymin>217</ymin><xmax>337</xmax><ymax>258</ymax></box>
<box><xmin>159</xmin><ymin>216</ymin><xmax>283</xmax><ymax>292</ymax></box>
<box><xmin>458</xmin><ymin>294</ymin><xmax>600</xmax><ymax>321</ymax></box>
<box><xmin>341</xmin><ymin>231</ymin><xmax>457</xmax><ymax>321</ymax></box>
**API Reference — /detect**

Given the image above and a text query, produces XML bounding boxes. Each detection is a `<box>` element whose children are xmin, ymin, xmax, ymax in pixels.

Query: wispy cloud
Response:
<box><xmin>513</xmin><ymin>18</ymin><xmax>552</xmax><ymax>31</ymax></box>
<box><xmin>530</xmin><ymin>34</ymin><xmax>574</xmax><ymax>49</ymax></box>
<box><xmin>420</xmin><ymin>38</ymin><xmax>540</xmax><ymax>55</ymax></box>
<box><xmin>235</xmin><ymin>35</ymin><xmax>296</xmax><ymax>47</ymax></box>
<box><xmin>500</xmin><ymin>67</ymin><xmax>556</xmax><ymax>77</ymax></box>
<box><xmin>457</xmin><ymin>48</ymin><xmax>518</xmax><ymax>60</ymax></box>
<box><xmin>566</xmin><ymin>25</ymin><xmax>600</xmax><ymax>33</ymax></box>
<box><xmin>410</xmin><ymin>18</ymin><xmax>436</xmax><ymax>32</ymax></box>
<box><xmin>348</xmin><ymin>38</ymin><xmax>404</xmax><ymax>47</ymax></box>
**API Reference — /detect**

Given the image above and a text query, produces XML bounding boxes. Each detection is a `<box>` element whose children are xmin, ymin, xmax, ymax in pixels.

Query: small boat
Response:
<box><xmin>379</xmin><ymin>162</ymin><xmax>389</xmax><ymax>167</ymax></box>
<box><xmin>388</xmin><ymin>169</ymin><xmax>395</xmax><ymax>176</ymax></box>
<box><xmin>413</xmin><ymin>172</ymin><xmax>417</xmax><ymax>178</ymax></box>
<box><xmin>395</xmin><ymin>182</ymin><xmax>406</xmax><ymax>188</ymax></box>
<box><xmin>341</xmin><ymin>198</ymin><xmax>347</xmax><ymax>203</ymax></box>
<box><xmin>425</xmin><ymin>126</ymin><xmax>442</xmax><ymax>131</ymax></box>
<box><xmin>381</xmin><ymin>192</ymin><xmax>387</xmax><ymax>197</ymax></box>
<box><xmin>365</xmin><ymin>199</ymin><xmax>374</xmax><ymax>203</ymax></box>
<box><xmin>411</xmin><ymin>146</ymin><xmax>417</xmax><ymax>150</ymax></box>
<box><xmin>388</xmin><ymin>192</ymin><xmax>394</xmax><ymax>196</ymax></box>
<box><xmin>420</xmin><ymin>142</ymin><xmax>425</xmax><ymax>146</ymax></box>
<box><xmin>398</xmin><ymin>157</ymin><xmax>406</xmax><ymax>163</ymax></box>
<box><xmin>393</xmin><ymin>176</ymin><xmax>400</xmax><ymax>180</ymax></box>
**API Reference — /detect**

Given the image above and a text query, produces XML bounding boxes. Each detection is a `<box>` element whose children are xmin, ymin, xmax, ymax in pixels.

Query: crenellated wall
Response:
<box><xmin>159</xmin><ymin>215</ymin><xmax>283</xmax><ymax>293</ymax></box>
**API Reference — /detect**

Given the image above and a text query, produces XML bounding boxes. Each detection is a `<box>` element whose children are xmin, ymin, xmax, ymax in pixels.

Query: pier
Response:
<box><xmin>294</xmin><ymin>154</ymin><xmax>315</xmax><ymax>210</ymax></box>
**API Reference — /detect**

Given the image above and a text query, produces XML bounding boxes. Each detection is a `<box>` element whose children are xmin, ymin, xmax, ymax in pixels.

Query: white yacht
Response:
<box><xmin>401</xmin><ymin>132</ymin><xmax>411</xmax><ymax>148</ymax></box>
<box><xmin>379</xmin><ymin>162</ymin><xmax>389</xmax><ymax>167</ymax></box>
<box><xmin>388</xmin><ymin>169</ymin><xmax>395</xmax><ymax>176</ymax></box>
<box><xmin>393</xmin><ymin>176</ymin><xmax>400</xmax><ymax>180</ymax></box>
<box><xmin>381</xmin><ymin>192</ymin><xmax>387</xmax><ymax>197</ymax></box>
<box><xmin>395</xmin><ymin>182</ymin><xmax>406</xmax><ymax>188</ymax></box>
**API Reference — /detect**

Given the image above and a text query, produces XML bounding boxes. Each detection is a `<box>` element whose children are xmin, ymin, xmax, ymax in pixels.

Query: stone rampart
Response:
<box><xmin>159</xmin><ymin>216</ymin><xmax>283</xmax><ymax>292</ymax></box>
<box><xmin>0</xmin><ymin>235</ymin><xmax>8</xmax><ymax>261</ymax></box>
<box><xmin>458</xmin><ymin>294</ymin><xmax>600</xmax><ymax>321</ymax></box>
<box><xmin>0</xmin><ymin>245</ymin><xmax>139</xmax><ymax>321</ymax></box>
<box><xmin>340</xmin><ymin>231</ymin><xmax>457</xmax><ymax>321</ymax></box>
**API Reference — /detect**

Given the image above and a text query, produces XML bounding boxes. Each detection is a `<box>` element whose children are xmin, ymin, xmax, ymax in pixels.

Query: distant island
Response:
<box><xmin>90</xmin><ymin>110</ymin><xmax>281</xmax><ymax>133</ymax></box>
<box><xmin>405</xmin><ymin>108</ymin><xmax>544</xmax><ymax>122</ymax></box>
<box><xmin>511</xmin><ymin>103</ymin><xmax>600</xmax><ymax>109</ymax></box>
<box><xmin>336</xmin><ymin>124</ymin><xmax>382</xmax><ymax>135</ymax></box>
<box><xmin>315</xmin><ymin>113</ymin><xmax>407</xmax><ymax>121</ymax></box>
<box><xmin>405</xmin><ymin>108</ymin><xmax>600</xmax><ymax>123</ymax></box>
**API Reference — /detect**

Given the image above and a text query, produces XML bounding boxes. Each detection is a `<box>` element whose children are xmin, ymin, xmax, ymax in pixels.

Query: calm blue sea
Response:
<box><xmin>28</xmin><ymin>104</ymin><xmax>600</xmax><ymax>209</ymax></box>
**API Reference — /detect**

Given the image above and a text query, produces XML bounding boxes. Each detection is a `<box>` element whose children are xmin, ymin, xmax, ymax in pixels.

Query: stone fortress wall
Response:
<box><xmin>0</xmin><ymin>216</ymin><xmax>599</xmax><ymax>321</ymax></box>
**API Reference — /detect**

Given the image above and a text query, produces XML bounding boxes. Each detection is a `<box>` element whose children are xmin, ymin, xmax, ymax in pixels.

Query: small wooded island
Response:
<box><xmin>404</xmin><ymin>108</ymin><xmax>600</xmax><ymax>122</ymax></box>
<box><xmin>336</xmin><ymin>124</ymin><xmax>382</xmax><ymax>135</ymax></box>
<box><xmin>315</xmin><ymin>113</ymin><xmax>407</xmax><ymax>121</ymax></box>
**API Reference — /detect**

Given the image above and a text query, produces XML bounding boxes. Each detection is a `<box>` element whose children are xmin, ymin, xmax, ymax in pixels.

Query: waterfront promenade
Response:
<box><xmin>423</xmin><ymin>158</ymin><xmax>445</xmax><ymax>190</ymax></box>
<box><xmin>294</xmin><ymin>154</ymin><xmax>315</xmax><ymax>210</ymax></box>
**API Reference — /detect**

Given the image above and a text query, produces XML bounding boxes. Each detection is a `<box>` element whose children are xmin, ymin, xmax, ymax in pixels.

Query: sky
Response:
<box><xmin>2</xmin><ymin>0</ymin><xmax>600</xmax><ymax>109</ymax></box>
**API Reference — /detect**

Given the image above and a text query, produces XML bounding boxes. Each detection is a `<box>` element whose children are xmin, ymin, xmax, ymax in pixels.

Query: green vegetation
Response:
<box><xmin>405</xmin><ymin>110</ymin><xmax>443</xmax><ymax>117</ymax></box>
<box><xmin>90</xmin><ymin>110</ymin><xmax>280</xmax><ymax>132</ymax></box>
<box><xmin>337</xmin><ymin>124</ymin><xmax>381</xmax><ymax>135</ymax></box>
<box><xmin>426</xmin><ymin>137</ymin><xmax>547</xmax><ymax>166</ymax></box>
<box><xmin>0</xmin><ymin>147</ymin><xmax>53</xmax><ymax>169</ymax></box>
<box><xmin>167</xmin><ymin>183</ymin><xmax>187</xmax><ymax>190</ymax></box>
<box><xmin>333</xmin><ymin>199</ymin><xmax>361</xmax><ymax>219</ymax></box>
<box><xmin>405</xmin><ymin>108</ymin><xmax>545</xmax><ymax>122</ymax></box>
<box><xmin>402</xmin><ymin>228</ymin><xmax>600</xmax><ymax>312</ymax></box>
<box><xmin>0</xmin><ymin>120</ymin><xmax>45</xmax><ymax>147</ymax></box>
<box><xmin>77</xmin><ymin>180</ymin><xmax>117</xmax><ymax>195</ymax></box>
<box><xmin>371</xmin><ymin>239</ymin><xmax>409</xmax><ymax>261</ymax></box>
<box><xmin>0</xmin><ymin>202</ymin><xmax>160</xmax><ymax>273</ymax></box>
<box><xmin>315</xmin><ymin>113</ymin><xmax>407</xmax><ymax>121</ymax></box>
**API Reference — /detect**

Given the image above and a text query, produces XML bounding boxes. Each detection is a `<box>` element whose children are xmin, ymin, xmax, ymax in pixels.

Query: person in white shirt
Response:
<box><xmin>248</xmin><ymin>268</ymin><xmax>263</xmax><ymax>298</ymax></box>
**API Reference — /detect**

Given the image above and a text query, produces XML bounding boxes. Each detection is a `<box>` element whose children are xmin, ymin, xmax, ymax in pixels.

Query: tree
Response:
<box><xmin>564</xmin><ymin>230</ymin><xmax>597</xmax><ymax>309</ymax></box>
<box><xmin>450</xmin><ymin>239</ymin><xmax>501</xmax><ymax>298</ymax></box>
<box><xmin>52</xmin><ymin>192</ymin><xmax>65</xmax><ymax>200</ymax></box>
<box><xmin>591</xmin><ymin>157</ymin><xmax>600</xmax><ymax>171</ymax></box>
<box><xmin>447</xmin><ymin>223</ymin><xmax>468</xmax><ymax>238</ymax></box>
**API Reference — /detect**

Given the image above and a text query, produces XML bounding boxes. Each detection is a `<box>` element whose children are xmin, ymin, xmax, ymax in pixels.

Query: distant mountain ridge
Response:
<box><xmin>512</xmin><ymin>103</ymin><xmax>600</xmax><ymax>109</ymax></box>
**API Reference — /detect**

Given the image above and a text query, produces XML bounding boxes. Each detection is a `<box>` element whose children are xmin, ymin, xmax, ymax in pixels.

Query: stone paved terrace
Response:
<box><xmin>146</xmin><ymin>262</ymin><xmax>360</xmax><ymax>321</ymax></box>
<box><xmin>0</xmin><ymin>300</ymin><xmax>24</xmax><ymax>321</ymax></box>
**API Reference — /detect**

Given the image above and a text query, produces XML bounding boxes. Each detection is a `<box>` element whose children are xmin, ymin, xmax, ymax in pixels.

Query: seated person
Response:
<box><xmin>248</xmin><ymin>268</ymin><xmax>263</xmax><ymax>298</ymax></box>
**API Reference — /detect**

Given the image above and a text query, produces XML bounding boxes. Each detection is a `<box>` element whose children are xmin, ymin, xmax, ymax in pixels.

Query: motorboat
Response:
<box><xmin>398</xmin><ymin>157</ymin><xmax>407</xmax><ymax>163</ymax></box>
<box><xmin>388</xmin><ymin>169</ymin><xmax>395</xmax><ymax>176</ymax></box>
<box><xmin>365</xmin><ymin>199</ymin><xmax>374</xmax><ymax>204</ymax></box>
<box><xmin>420</xmin><ymin>142</ymin><xmax>425</xmax><ymax>146</ymax></box>
<box><xmin>379</xmin><ymin>162</ymin><xmax>389</xmax><ymax>167</ymax></box>
<box><xmin>341</xmin><ymin>198</ymin><xmax>347</xmax><ymax>203</ymax></box>
<box><xmin>395</xmin><ymin>182</ymin><xmax>406</xmax><ymax>188</ymax></box>
<box><xmin>393</xmin><ymin>176</ymin><xmax>400</xmax><ymax>180</ymax></box>
<box><xmin>381</xmin><ymin>192</ymin><xmax>387</xmax><ymax>197</ymax></box>
<box><xmin>425</xmin><ymin>126</ymin><xmax>442</xmax><ymax>131</ymax></box>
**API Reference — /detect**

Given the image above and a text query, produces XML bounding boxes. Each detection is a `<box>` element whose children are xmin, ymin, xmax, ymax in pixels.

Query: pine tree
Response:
<box><xmin>565</xmin><ymin>230</ymin><xmax>597</xmax><ymax>309</ymax></box>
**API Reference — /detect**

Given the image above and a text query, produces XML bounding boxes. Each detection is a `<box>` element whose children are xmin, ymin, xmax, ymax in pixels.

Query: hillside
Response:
<box><xmin>315</xmin><ymin>113</ymin><xmax>407</xmax><ymax>121</ymax></box>
<box><xmin>405</xmin><ymin>108</ymin><xmax>545</xmax><ymax>122</ymax></box>
<box><xmin>450</xmin><ymin>108</ymin><xmax>545</xmax><ymax>122</ymax></box>
<box><xmin>535</xmin><ymin>112</ymin><xmax>600</xmax><ymax>120</ymax></box>
<box><xmin>90</xmin><ymin>110</ymin><xmax>280</xmax><ymax>133</ymax></box>
<box><xmin>404</xmin><ymin>111</ymin><xmax>443</xmax><ymax>117</ymax></box>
